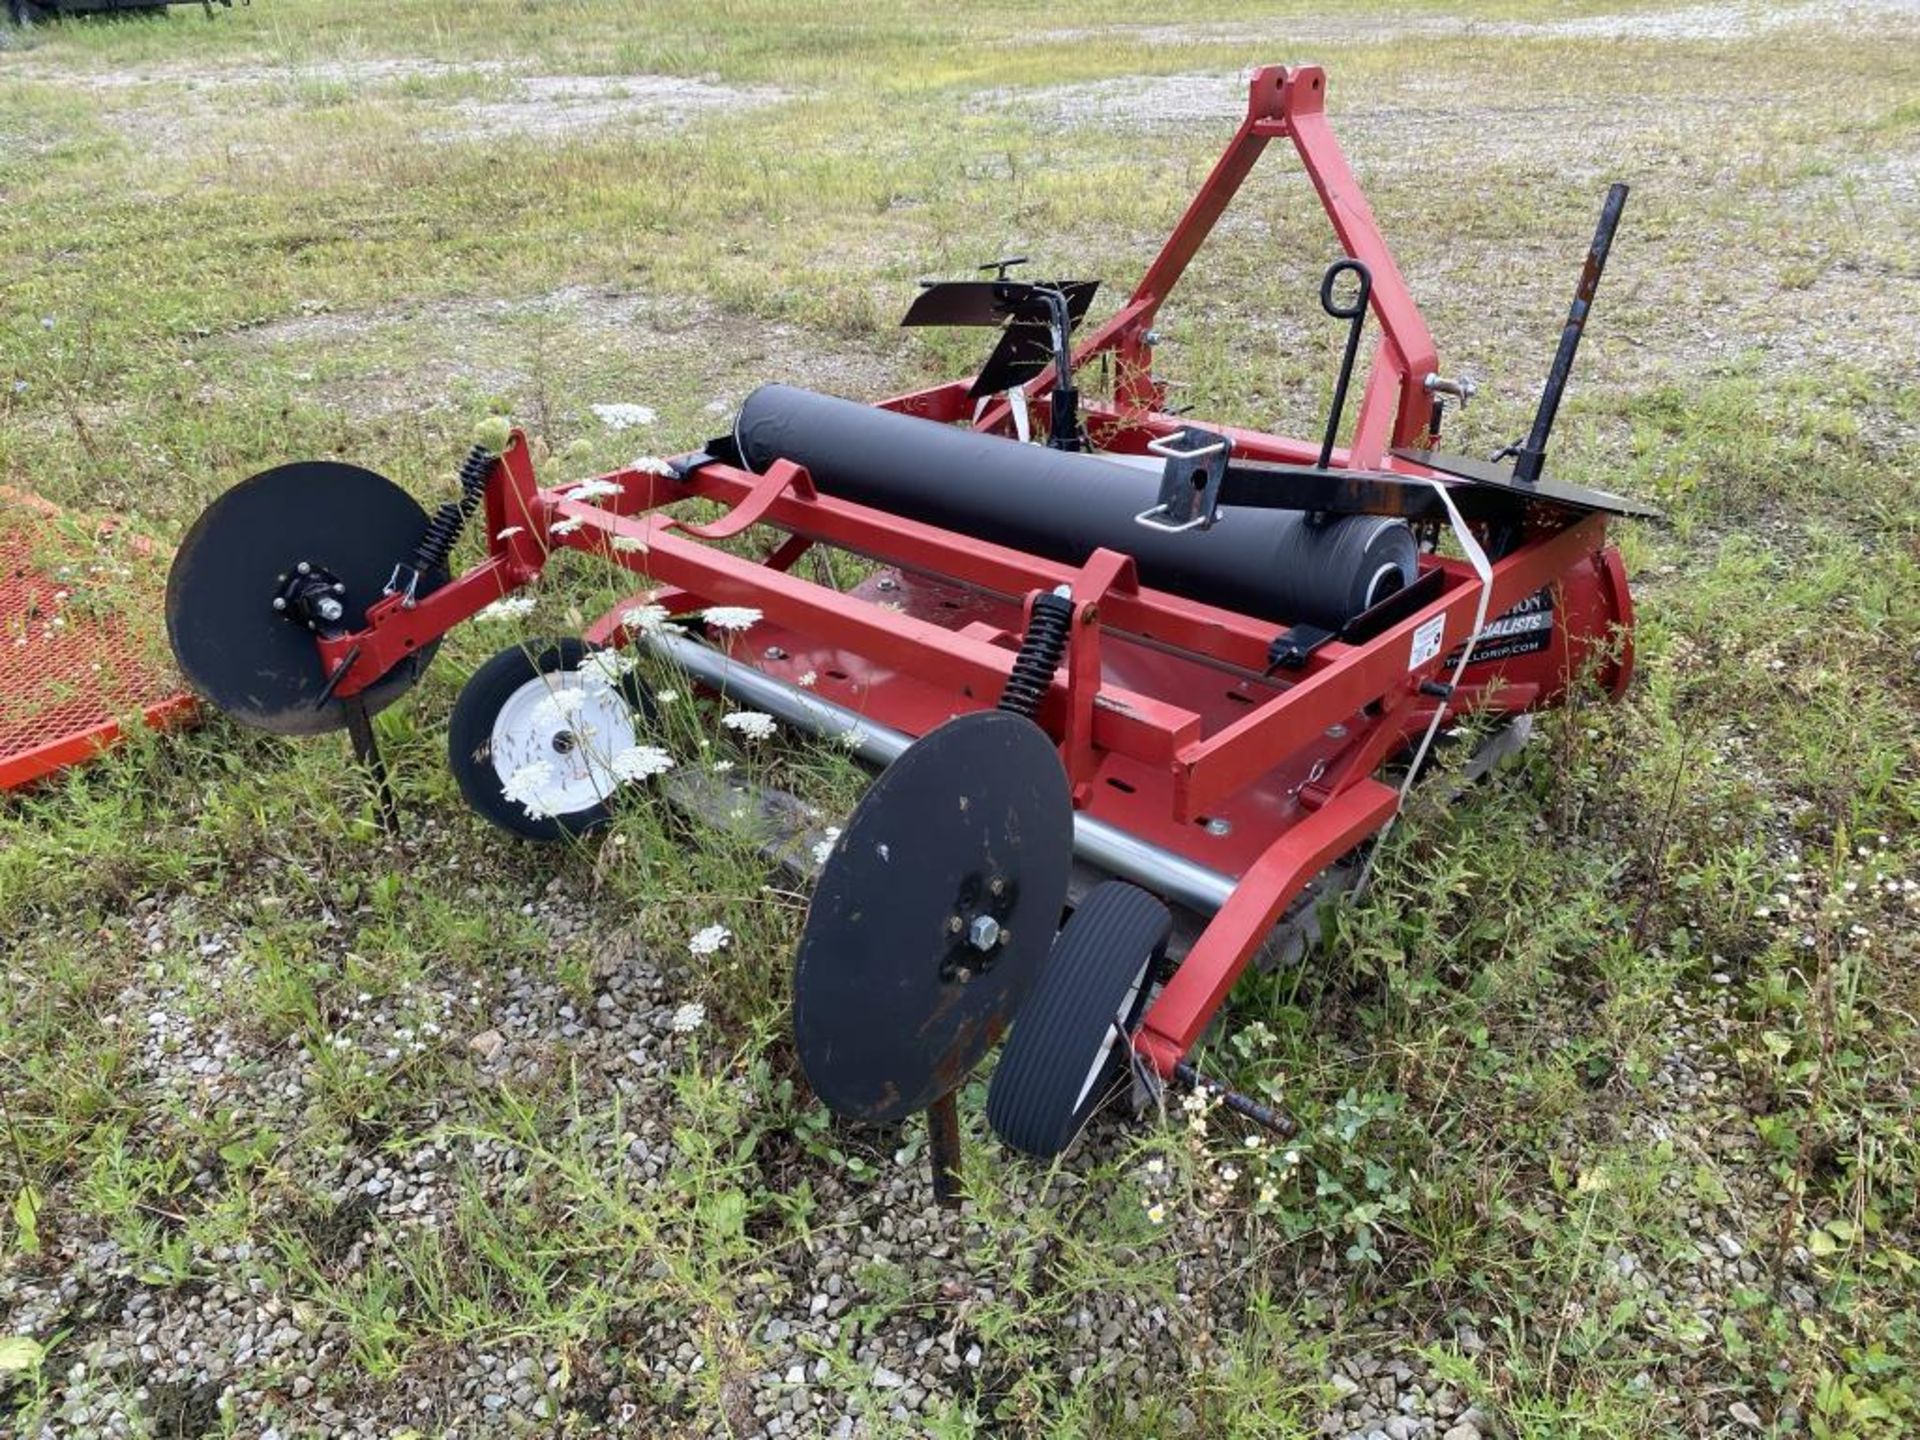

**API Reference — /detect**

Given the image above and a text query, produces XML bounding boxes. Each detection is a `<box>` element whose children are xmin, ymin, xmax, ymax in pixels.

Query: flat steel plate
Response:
<box><xmin>792</xmin><ymin>710</ymin><xmax>1074</xmax><ymax>1123</ymax></box>
<box><xmin>1391</xmin><ymin>448</ymin><xmax>1660</xmax><ymax>519</ymax></box>
<box><xmin>165</xmin><ymin>461</ymin><xmax>443</xmax><ymax>736</ymax></box>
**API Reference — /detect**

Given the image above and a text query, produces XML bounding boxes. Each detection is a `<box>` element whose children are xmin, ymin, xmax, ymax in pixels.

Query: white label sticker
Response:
<box><xmin>1409</xmin><ymin>615</ymin><xmax>1445</xmax><ymax>670</ymax></box>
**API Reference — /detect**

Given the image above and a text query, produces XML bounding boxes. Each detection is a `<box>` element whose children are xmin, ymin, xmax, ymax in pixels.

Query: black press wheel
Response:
<box><xmin>987</xmin><ymin>880</ymin><xmax>1173</xmax><ymax>1159</ymax></box>
<box><xmin>447</xmin><ymin>637</ymin><xmax>653</xmax><ymax>842</ymax></box>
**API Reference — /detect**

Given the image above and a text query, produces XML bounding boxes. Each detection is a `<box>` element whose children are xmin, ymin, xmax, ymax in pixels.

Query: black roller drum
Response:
<box><xmin>734</xmin><ymin>384</ymin><xmax>1415</xmax><ymax>629</ymax></box>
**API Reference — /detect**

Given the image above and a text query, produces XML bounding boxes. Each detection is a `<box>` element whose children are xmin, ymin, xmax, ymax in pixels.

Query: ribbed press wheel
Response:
<box><xmin>987</xmin><ymin>880</ymin><xmax>1173</xmax><ymax>1159</ymax></box>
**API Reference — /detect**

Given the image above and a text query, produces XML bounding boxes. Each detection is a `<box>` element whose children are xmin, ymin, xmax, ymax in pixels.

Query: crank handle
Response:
<box><xmin>1423</xmin><ymin>372</ymin><xmax>1479</xmax><ymax>408</ymax></box>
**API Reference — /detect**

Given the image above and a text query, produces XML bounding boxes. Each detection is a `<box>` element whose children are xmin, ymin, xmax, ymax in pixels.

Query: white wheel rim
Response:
<box><xmin>1072</xmin><ymin>958</ymin><xmax>1153</xmax><ymax>1113</ymax></box>
<box><xmin>489</xmin><ymin>669</ymin><xmax>638</xmax><ymax>819</ymax></box>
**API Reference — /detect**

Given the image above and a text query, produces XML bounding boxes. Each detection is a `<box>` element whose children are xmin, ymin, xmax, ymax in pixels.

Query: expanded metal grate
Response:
<box><xmin>0</xmin><ymin>490</ymin><xmax>194</xmax><ymax>791</ymax></box>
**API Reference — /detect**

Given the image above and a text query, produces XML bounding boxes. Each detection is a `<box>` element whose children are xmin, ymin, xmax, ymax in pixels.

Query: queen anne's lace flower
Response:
<box><xmin>579</xmin><ymin>650</ymin><xmax>637</xmax><ymax>684</ymax></box>
<box><xmin>564</xmin><ymin>479</ymin><xmax>623</xmax><ymax>501</ymax></box>
<box><xmin>531</xmin><ymin>686</ymin><xmax>591</xmax><ymax>729</ymax></box>
<box><xmin>550</xmin><ymin>517</ymin><xmax>586</xmax><ymax>537</ymax></box>
<box><xmin>688</xmin><ymin>924</ymin><xmax>732</xmax><ymax>957</ymax></box>
<box><xmin>592</xmin><ymin>403</ymin><xmax>657</xmax><ymax>431</ymax></box>
<box><xmin>669</xmin><ymin>1001</ymin><xmax>706</xmax><ymax>1033</ymax></box>
<box><xmin>476</xmin><ymin>594</ymin><xmax>538</xmax><ymax>622</ymax></box>
<box><xmin>631</xmin><ymin>455</ymin><xmax>675</xmax><ymax>476</ymax></box>
<box><xmin>610</xmin><ymin>744</ymin><xmax>673</xmax><ymax>782</ymax></box>
<box><xmin>703</xmin><ymin>606</ymin><xmax>762</xmax><ymax>633</ymax></box>
<box><xmin>623</xmin><ymin>604</ymin><xmax>670</xmax><ymax>634</ymax></box>
<box><xmin>610</xmin><ymin>535</ymin><xmax>648</xmax><ymax>553</ymax></box>
<box><xmin>721</xmin><ymin>710</ymin><xmax>776</xmax><ymax>741</ymax></box>
<box><xmin>500</xmin><ymin>759</ymin><xmax>557</xmax><ymax>818</ymax></box>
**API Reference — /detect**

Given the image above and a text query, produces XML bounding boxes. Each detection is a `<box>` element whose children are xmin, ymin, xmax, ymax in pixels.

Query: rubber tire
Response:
<box><xmin>987</xmin><ymin>881</ymin><xmax>1173</xmax><ymax>1159</ymax></box>
<box><xmin>447</xmin><ymin>637</ymin><xmax>648</xmax><ymax>842</ymax></box>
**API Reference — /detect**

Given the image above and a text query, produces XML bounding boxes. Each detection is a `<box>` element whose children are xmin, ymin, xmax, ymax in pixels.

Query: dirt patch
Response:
<box><xmin>1023</xmin><ymin>0</ymin><xmax>1920</xmax><ymax>51</ymax></box>
<box><xmin>11</xmin><ymin>56</ymin><xmax>787</xmax><ymax>152</ymax></box>
<box><xmin>216</xmin><ymin>285</ymin><xmax>911</xmax><ymax>428</ymax></box>
<box><xmin>437</xmin><ymin>73</ymin><xmax>785</xmax><ymax>143</ymax></box>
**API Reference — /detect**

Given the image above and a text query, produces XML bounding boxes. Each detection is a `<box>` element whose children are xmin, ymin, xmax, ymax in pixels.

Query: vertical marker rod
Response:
<box><xmin>1514</xmin><ymin>182</ymin><xmax>1629</xmax><ymax>484</ymax></box>
<box><xmin>927</xmin><ymin>1092</ymin><xmax>964</xmax><ymax>1210</ymax></box>
<box><xmin>343</xmin><ymin>697</ymin><xmax>400</xmax><ymax>836</ymax></box>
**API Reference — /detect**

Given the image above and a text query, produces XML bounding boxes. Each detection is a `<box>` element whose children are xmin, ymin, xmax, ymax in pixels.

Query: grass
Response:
<box><xmin>2</xmin><ymin>1</ymin><xmax>1918</xmax><ymax>1436</ymax></box>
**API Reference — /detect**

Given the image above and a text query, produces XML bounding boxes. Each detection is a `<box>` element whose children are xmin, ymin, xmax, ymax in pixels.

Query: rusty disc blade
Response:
<box><xmin>792</xmin><ymin>710</ymin><xmax>1073</xmax><ymax>1123</ymax></box>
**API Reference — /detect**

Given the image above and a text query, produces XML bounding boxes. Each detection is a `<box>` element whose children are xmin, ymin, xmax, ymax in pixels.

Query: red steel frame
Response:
<box><xmin>307</xmin><ymin>65</ymin><xmax>1634</xmax><ymax>1079</ymax></box>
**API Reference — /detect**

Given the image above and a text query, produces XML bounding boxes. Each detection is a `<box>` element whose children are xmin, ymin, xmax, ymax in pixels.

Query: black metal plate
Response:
<box><xmin>793</xmin><ymin>710</ymin><xmax>1074</xmax><ymax>1123</ymax></box>
<box><xmin>900</xmin><ymin>278</ymin><xmax>1097</xmax><ymax>331</ymax></box>
<box><xmin>165</xmin><ymin>461</ymin><xmax>443</xmax><ymax>736</ymax></box>
<box><xmin>1390</xmin><ymin>448</ymin><xmax>1660</xmax><ymax>519</ymax></box>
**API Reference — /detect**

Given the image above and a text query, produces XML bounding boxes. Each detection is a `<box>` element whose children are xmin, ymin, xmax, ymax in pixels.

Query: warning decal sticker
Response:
<box><xmin>1409</xmin><ymin>614</ymin><xmax>1445</xmax><ymax>671</ymax></box>
<box><xmin>1452</xmin><ymin>587</ymin><xmax>1555</xmax><ymax>666</ymax></box>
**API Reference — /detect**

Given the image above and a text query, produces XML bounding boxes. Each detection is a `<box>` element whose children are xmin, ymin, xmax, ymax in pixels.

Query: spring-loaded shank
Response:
<box><xmin>997</xmin><ymin>591</ymin><xmax>1076</xmax><ymax>720</ymax></box>
<box><xmin>388</xmin><ymin>445</ymin><xmax>496</xmax><ymax>603</ymax></box>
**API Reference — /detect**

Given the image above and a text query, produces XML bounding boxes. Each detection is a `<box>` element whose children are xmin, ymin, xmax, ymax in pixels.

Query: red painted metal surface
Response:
<box><xmin>296</xmin><ymin>65</ymin><xmax>1638</xmax><ymax>1078</ymax></box>
<box><xmin>0</xmin><ymin>491</ymin><xmax>195</xmax><ymax>791</ymax></box>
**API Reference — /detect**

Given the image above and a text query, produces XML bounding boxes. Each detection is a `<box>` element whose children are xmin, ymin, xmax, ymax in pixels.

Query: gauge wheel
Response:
<box><xmin>448</xmin><ymin>637</ymin><xmax>653</xmax><ymax>841</ymax></box>
<box><xmin>987</xmin><ymin>880</ymin><xmax>1173</xmax><ymax>1159</ymax></box>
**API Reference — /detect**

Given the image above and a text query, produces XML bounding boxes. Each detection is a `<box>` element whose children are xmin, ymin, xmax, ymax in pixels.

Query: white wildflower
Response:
<box><xmin>579</xmin><ymin>650</ymin><xmax>637</xmax><ymax>684</ymax></box>
<box><xmin>1144</xmin><ymin>1157</ymin><xmax>1165</xmax><ymax>1176</ymax></box>
<box><xmin>688</xmin><ymin>924</ymin><xmax>732</xmax><ymax>957</ymax></box>
<box><xmin>703</xmin><ymin>605</ymin><xmax>762</xmax><ymax>633</ymax></box>
<box><xmin>611</xmin><ymin>744</ymin><xmax>674</xmax><ymax>782</ymax></box>
<box><xmin>476</xmin><ymin>594</ymin><xmax>538</xmax><ymax>622</ymax></box>
<box><xmin>669</xmin><ymin>1001</ymin><xmax>707</xmax><ymax>1033</ymax></box>
<box><xmin>722</xmin><ymin>710</ymin><xmax>777</xmax><ymax>741</ymax></box>
<box><xmin>631</xmin><ymin>455</ymin><xmax>675</xmax><ymax>475</ymax></box>
<box><xmin>623</xmin><ymin>604</ymin><xmax>670</xmax><ymax>634</ymax></box>
<box><xmin>1145</xmin><ymin>1202</ymin><xmax>1166</xmax><ymax>1225</ymax></box>
<box><xmin>531</xmin><ymin>686</ymin><xmax>591</xmax><ymax>729</ymax></box>
<box><xmin>501</xmin><ymin>759</ymin><xmax>557</xmax><ymax>818</ymax></box>
<box><xmin>610</xmin><ymin>535</ymin><xmax>648</xmax><ymax>554</ymax></box>
<box><xmin>711</xmin><ymin>760</ymin><xmax>735</xmax><ymax>774</ymax></box>
<box><xmin>795</xmin><ymin>670</ymin><xmax>818</xmax><ymax>688</ymax></box>
<box><xmin>654</xmin><ymin>689</ymin><xmax>680</xmax><ymax>705</ymax></box>
<box><xmin>591</xmin><ymin>402</ymin><xmax>658</xmax><ymax>432</ymax></box>
<box><xmin>564</xmin><ymin>479</ymin><xmax>623</xmax><ymax>501</ymax></box>
<box><xmin>550</xmin><ymin>517</ymin><xmax>586</xmax><ymax>537</ymax></box>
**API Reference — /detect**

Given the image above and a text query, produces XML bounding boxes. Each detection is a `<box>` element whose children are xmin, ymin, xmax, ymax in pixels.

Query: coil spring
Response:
<box><xmin>997</xmin><ymin>590</ymin><xmax>1075</xmax><ymax>720</ymax></box>
<box><xmin>410</xmin><ymin>445</ymin><xmax>497</xmax><ymax>575</ymax></box>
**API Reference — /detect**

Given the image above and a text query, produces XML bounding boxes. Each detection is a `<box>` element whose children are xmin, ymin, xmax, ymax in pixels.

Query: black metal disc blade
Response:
<box><xmin>793</xmin><ymin>710</ymin><xmax>1074</xmax><ymax>1123</ymax></box>
<box><xmin>165</xmin><ymin>461</ymin><xmax>443</xmax><ymax>736</ymax></box>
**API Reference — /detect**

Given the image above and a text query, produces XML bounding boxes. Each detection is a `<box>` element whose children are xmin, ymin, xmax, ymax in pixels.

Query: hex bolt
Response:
<box><xmin>316</xmin><ymin>597</ymin><xmax>345</xmax><ymax>623</ymax></box>
<box><xmin>1204</xmin><ymin>817</ymin><xmax>1233</xmax><ymax>837</ymax></box>
<box><xmin>947</xmin><ymin>915</ymin><xmax>964</xmax><ymax>935</ymax></box>
<box><xmin>967</xmin><ymin>915</ymin><xmax>1001</xmax><ymax>952</ymax></box>
<box><xmin>296</xmin><ymin>561</ymin><xmax>311</xmax><ymax>575</ymax></box>
<box><xmin>271</xmin><ymin>597</ymin><xmax>287</xmax><ymax>611</ymax></box>
<box><xmin>988</xmin><ymin>877</ymin><xmax>1005</xmax><ymax>898</ymax></box>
